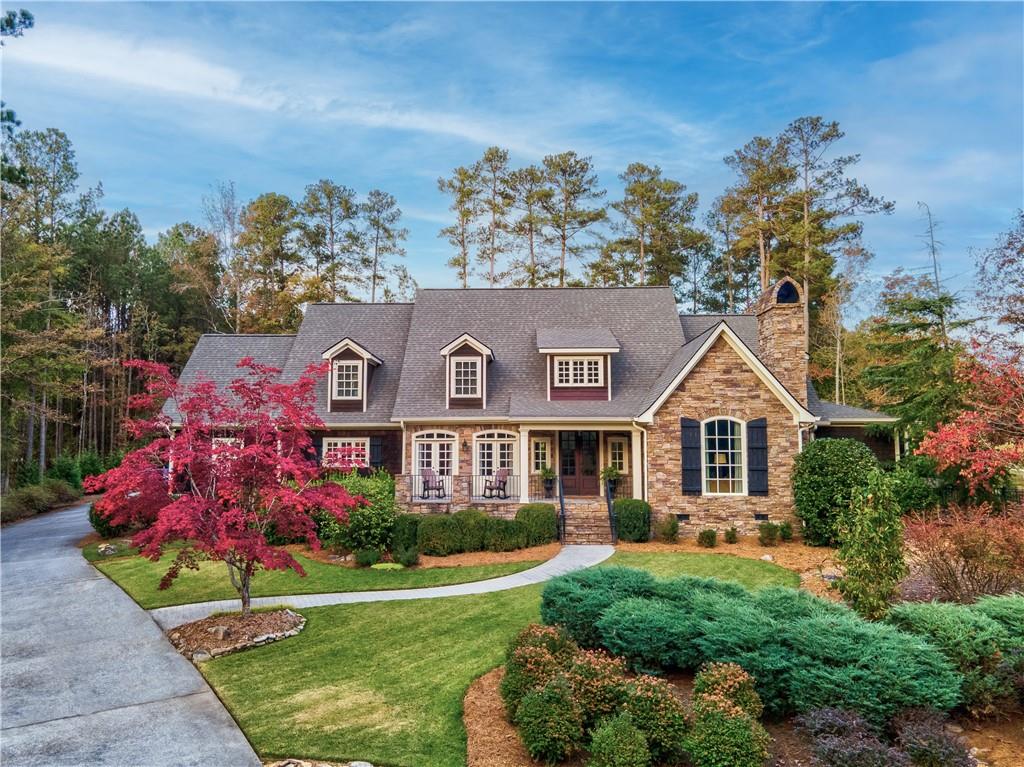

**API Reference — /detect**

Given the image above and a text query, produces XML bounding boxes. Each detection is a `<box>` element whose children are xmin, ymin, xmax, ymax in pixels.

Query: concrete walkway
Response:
<box><xmin>0</xmin><ymin>503</ymin><xmax>260</xmax><ymax>767</ymax></box>
<box><xmin>151</xmin><ymin>543</ymin><xmax>615</xmax><ymax>629</ymax></box>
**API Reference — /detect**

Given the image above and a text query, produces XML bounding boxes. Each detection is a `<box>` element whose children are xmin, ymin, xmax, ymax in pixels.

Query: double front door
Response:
<box><xmin>559</xmin><ymin>431</ymin><xmax>599</xmax><ymax>496</ymax></box>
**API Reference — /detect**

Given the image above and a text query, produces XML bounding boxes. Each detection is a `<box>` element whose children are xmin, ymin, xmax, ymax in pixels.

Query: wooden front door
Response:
<box><xmin>559</xmin><ymin>431</ymin><xmax>599</xmax><ymax>495</ymax></box>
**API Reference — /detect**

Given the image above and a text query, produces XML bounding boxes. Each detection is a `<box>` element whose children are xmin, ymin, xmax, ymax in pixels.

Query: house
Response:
<box><xmin>166</xmin><ymin>278</ymin><xmax>897</xmax><ymax>542</ymax></box>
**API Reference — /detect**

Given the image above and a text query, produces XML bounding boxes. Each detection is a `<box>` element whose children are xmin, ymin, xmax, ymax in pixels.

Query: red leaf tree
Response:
<box><xmin>917</xmin><ymin>347</ymin><xmax>1024</xmax><ymax>493</ymax></box>
<box><xmin>86</xmin><ymin>357</ymin><xmax>359</xmax><ymax>615</ymax></box>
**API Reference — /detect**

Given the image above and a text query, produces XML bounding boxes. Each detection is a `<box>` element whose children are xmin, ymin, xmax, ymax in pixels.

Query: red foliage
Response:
<box><xmin>85</xmin><ymin>358</ymin><xmax>359</xmax><ymax>613</ymax></box>
<box><xmin>917</xmin><ymin>348</ymin><xmax>1024</xmax><ymax>492</ymax></box>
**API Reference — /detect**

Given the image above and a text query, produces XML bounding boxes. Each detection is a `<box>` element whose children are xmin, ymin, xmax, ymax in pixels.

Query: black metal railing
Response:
<box><xmin>604</xmin><ymin>478</ymin><xmax>619</xmax><ymax>543</ymax></box>
<box><xmin>407</xmin><ymin>473</ymin><xmax>452</xmax><ymax>502</ymax></box>
<box><xmin>528</xmin><ymin>474</ymin><xmax>561</xmax><ymax>502</ymax></box>
<box><xmin>605</xmin><ymin>474</ymin><xmax>632</xmax><ymax>501</ymax></box>
<box><xmin>557</xmin><ymin>476</ymin><xmax>567</xmax><ymax>543</ymax></box>
<box><xmin>470</xmin><ymin>473</ymin><xmax>520</xmax><ymax>502</ymax></box>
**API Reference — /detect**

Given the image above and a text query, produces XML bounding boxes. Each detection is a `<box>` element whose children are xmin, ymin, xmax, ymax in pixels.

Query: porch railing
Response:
<box><xmin>527</xmin><ymin>474</ymin><xmax>561</xmax><ymax>502</ymax></box>
<box><xmin>606</xmin><ymin>474</ymin><xmax>633</xmax><ymax>501</ymax></box>
<box><xmin>470</xmin><ymin>474</ymin><xmax>520</xmax><ymax>502</ymax></box>
<box><xmin>604</xmin><ymin>478</ymin><xmax>619</xmax><ymax>544</ymax></box>
<box><xmin>407</xmin><ymin>473</ymin><xmax>453</xmax><ymax>502</ymax></box>
<box><xmin>557</xmin><ymin>476</ymin><xmax>567</xmax><ymax>543</ymax></box>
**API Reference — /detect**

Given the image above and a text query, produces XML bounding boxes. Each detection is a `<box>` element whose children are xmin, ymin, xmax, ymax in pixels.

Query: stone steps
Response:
<box><xmin>562</xmin><ymin>503</ymin><xmax>614</xmax><ymax>545</ymax></box>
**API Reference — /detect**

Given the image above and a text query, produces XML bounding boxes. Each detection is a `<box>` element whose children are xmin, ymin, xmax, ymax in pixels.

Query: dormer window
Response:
<box><xmin>440</xmin><ymin>333</ymin><xmax>493</xmax><ymax>409</ymax></box>
<box><xmin>333</xmin><ymin>361</ymin><xmax>362</xmax><ymax>400</ymax></box>
<box><xmin>321</xmin><ymin>337</ymin><xmax>383</xmax><ymax>413</ymax></box>
<box><xmin>555</xmin><ymin>356</ymin><xmax>604</xmax><ymax>387</ymax></box>
<box><xmin>451</xmin><ymin>357</ymin><xmax>480</xmax><ymax>398</ymax></box>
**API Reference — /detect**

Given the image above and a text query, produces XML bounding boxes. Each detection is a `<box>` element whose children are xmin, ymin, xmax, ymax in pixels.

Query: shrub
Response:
<box><xmin>685</xmin><ymin>706</ymin><xmax>771</xmax><ymax>767</ymax></box>
<box><xmin>541</xmin><ymin>567</ymin><xmax>658</xmax><ymax>647</ymax></box>
<box><xmin>622</xmin><ymin>675</ymin><xmax>689</xmax><ymax>764</ymax></box>
<box><xmin>508</xmin><ymin>623</ymin><xmax>580</xmax><ymax>662</ymax></box>
<box><xmin>45</xmin><ymin>454</ymin><xmax>82</xmax><ymax>491</ymax></box>
<box><xmin>904</xmin><ymin>503</ymin><xmax>1024</xmax><ymax>602</ymax></box>
<box><xmin>757</xmin><ymin>522</ymin><xmax>779</xmax><ymax>546</ymax></box>
<box><xmin>652</xmin><ymin>515</ymin><xmax>678</xmax><ymax>543</ymax></box>
<box><xmin>694</xmin><ymin>662</ymin><xmax>763</xmax><ymax>719</ymax></box>
<box><xmin>614</xmin><ymin>499</ymin><xmax>651</xmax><ymax>543</ymax></box>
<box><xmin>102</xmin><ymin>449</ymin><xmax>125</xmax><ymax>472</ymax></box>
<box><xmin>597</xmin><ymin>597</ymin><xmax>698</xmax><ymax>673</ymax></box>
<box><xmin>970</xmin><ymin>594</ymin><xmax>1024</xmax><ymax>635</ymax></box>
<box><xmin>724</xmin><ymin>526</ymin><xmax>738</xmax><ymax>544</ymax></box>
<box><xmin>811</xmin><ymin>734</ymin><xmax>912</xmax><ymax>767</ymax></box>
<box><xmin>697</xmin><ymin>528</ymin><xmax>717</xmax><ymax>548</ymax></box>
<box><xmin>795</xmin><ymin>708</ymin><xmax>871</xmax><ymax>740</ymax></box>
<box><xmin>514</xmin><ymin>677</ymin><xmax>585</xmax><ymax>763</ymax></box>
<box><xmin>793</xmin><ymin>438</ymin><xmax>879</xmax><ymax>545</ymax></box>
<box><xmin>516</xmin><ymin>503</ymin><xmax>558</xmax><ymax>546</ymax></box>
<box><xmin>836</xmin><ymin>470</ymin><xmax>908</xmax><ymax>619</ymax></box>
<box><xmin>483</xmin><ymin>517</ymin><xmax>527</xmax><ymax>552</ymax></box>
<box><xmin>88</xmin><ymin>502</ymin><xmax>131</xmax><ymax>538</ymax></box>
<box><xmin>313</xmin><ymin>507</ymin><xmax>346</xmax><ymax>550</ymax></box>
<box><xmin>779</xmin><ymin>521</ymin><xmax>793</xmax><ymax>541</ymax></box>
<box><xmin>328</xmin><ymin>470</ymin><xmax>397</xmax><ymax>551</ymax></box>
<box><xmin>564</xmin><ymin>649</ymin><xmax>629</xmax><ymax>728</ymax></box>
<box><xmin>892</xmin><ymin>709</ymin><xmax>975</xmax><ymax>767</ymax></box>
<box><xmin>392</xmin><ymin>513</ymin><xmax>420</xmax><ymax>551</ymax></box>
<box><xmin>394</xmin><ymin>545</ymin><xmax>419</xmax><ymax>567</ymax></box>
<box><xmin>14</xmin><ymin>461</ymin><xmax>41</xmax><ymax>488</ymax></box>
<box><xmin>77</xmin><ymin>450</ymin><xmax>105</xmax><ymax>481</ymax></box>
<box><xmin>502</xmin><ymin>644</ymin><xmax>569</xmax><ymax>718</ymax></box>
<box><xmin>354</xmin><ymin>548</ymin><xmax>382</xmax><ymax>567</ymax></box>
<box><xmin>452</xmin><ymin>508</ymin><xmax>489</xmax><ymax>552</ymax></box>
<box><xmin>587</xmin><ymin>712</ymin><xmax>650</xmax><ymax>767</ymax></box>
<box><xmin>890</xmin><ymin>460</ymin><xmax>942</xmax><ymax>515</ymax></box>
<box><xmin>1</xmin><ymin>484</ymin><xmax>57</xmax><ymax>522</ymax></box>
<box><xmin>417</xmin><ymin>514</ymin><xmax>461</xmax><ymax>556</ymax></box>
<box><xmin>886</xmin><ymin>601</ymin><xmax>1019</xmax><ymax>717</ymax></box>
<box><xmin>40</xmin><ymin>477</ymin><xmax>82</xmax><ymax>504</ymax></box>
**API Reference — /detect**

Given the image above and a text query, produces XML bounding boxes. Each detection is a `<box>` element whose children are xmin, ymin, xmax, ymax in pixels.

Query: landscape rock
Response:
<box><xmin>349</xmin><ymin>762</ymin><xmax>374</xmax><ymax>767</ymax></box>
<box><xmin>207</xmin><ymin>625</ymin><xmax>231</xmax><ymax>640</ymax></box>
<box><xmin>192</xmin><ymin>650</ymin><xmax>212</xmax><ymax>662</ymax></box>
<box><xmin>760</xmin><ymin>554</ymin><xmax>774</xmax><ymax>562</ymax></box>
<box><xmin>97</xmin><ymin>544</ymin><xmax>118</xmax><ymax>555</ymax></box>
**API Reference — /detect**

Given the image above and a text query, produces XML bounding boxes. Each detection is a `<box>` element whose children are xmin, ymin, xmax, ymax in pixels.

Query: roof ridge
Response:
<box><xmin>200</xmin><ymin>333</ymin><xmax>296</xmax><ymax>337</ymax></box>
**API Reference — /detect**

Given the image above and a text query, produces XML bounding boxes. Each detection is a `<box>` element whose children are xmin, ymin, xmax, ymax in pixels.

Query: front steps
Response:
<box><xmin>562</xmin><ymin>498</ymin><xmax>614</xmax><ymax>545</ymax></box>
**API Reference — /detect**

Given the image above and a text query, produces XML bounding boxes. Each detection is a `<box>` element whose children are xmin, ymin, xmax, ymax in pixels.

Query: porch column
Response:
<box><xmin>631</xmin><ymin>426</ymin><xmax>643</xmax><ymax>499</ymax></box>
<box><xmin>518</xmin><ymin>426</ymin><xmax>530</xmax><ymax>503</ymax></box>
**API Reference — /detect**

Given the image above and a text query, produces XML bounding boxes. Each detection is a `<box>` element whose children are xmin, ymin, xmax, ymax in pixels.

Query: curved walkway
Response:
<box><xmin>150</xmin><ymin>543</ymin><xmax>615</xmax><ymax>629</ymax></box>
<box><xmin>0</xmin><ymin>503</ymin><xmax>260</xmax><ymax>767</ymax></box>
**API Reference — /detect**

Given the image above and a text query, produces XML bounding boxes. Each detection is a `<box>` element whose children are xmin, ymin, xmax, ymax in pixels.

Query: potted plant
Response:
<box><xmin>600</xmin><ymin>465</ymin><xmax>621</xmax><ymax>496</ymax></box>
<box><xmin>539</xmin><ymin>465</ymin><xmax>557</xmax><ymax>498</ymax></box>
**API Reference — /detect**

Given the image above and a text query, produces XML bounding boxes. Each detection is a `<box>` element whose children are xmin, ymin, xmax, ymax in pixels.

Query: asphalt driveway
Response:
<box><xmin>0</xmin><ymin>502</ymin><xmax>259</xmax><ymax>767</ymax></box>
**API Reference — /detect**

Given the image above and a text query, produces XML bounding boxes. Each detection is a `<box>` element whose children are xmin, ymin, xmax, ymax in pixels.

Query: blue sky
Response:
<box><xmin>3</xmin><ymin>2</ymin><xmax>1021</xmax><ymax>313</ymax></box>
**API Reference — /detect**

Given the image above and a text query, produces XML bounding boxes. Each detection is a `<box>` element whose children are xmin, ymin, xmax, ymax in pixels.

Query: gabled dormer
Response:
<box><xmin>537</xmin><ymin>327</ymin><xmax>620</xmax><ymax>401</ymax></box>
<box><xmin>440</xmin><ymin>333</ymin><xmax>493</xmax><ymax>409</ymax></box>
<box><xmin>321</xmin><ymin>338</ymin><xmax>383</xmax><ymax>413</ymax></box>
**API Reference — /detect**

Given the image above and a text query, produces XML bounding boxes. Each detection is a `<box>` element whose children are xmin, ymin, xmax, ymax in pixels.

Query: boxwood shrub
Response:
<box><xmin>792</xmin><ymin>438</ymin><xmax>879</xmax><ymax>545</ymax></box>
<box><xmin>515</xmin><ymin>503</ymin><xmax>558</xmax><ymax>546</ymax></box>
<box><xmin>587</xmin><ymin>712</ymin><xmax>650</xmax><ymax>767</ymax></box>
<box><xmin>416</xmin><ymin>514</ymin><xmax>461</xmax><ymax>556</ymax></box>
<box><xmin>452</xmin><ymin>508</ymin><xmax>488</xmax><ymax>552</ymax></box>
<box><xmin>613</xmin><ymin>499</ymin><xmax>651</xmax><ymax>543</ymax></box>
<box><xmin>483</xmin><ymin>517</ymin><xmax>527</xmax><ymax>552</ymax></box>
<box><xmin>392</xmin><ymin>513</ymin><xmax>420</xmax><ymax>551</ymax></box>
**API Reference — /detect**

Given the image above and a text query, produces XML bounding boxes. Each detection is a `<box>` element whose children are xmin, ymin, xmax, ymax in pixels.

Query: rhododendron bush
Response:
<box><xmin>85</xmin><ymin>358</ymin><xmax>359</xmax><ymax>615</ymax></box>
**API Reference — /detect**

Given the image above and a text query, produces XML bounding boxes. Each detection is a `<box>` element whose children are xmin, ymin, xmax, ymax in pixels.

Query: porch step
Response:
<box><xmin>562</xmin><ymin>503</ymin><xmax>614</xmax><ymax>545</ymax></box>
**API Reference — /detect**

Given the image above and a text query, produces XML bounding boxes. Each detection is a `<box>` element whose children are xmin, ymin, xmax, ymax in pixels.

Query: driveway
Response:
<box><xmin>0</xmin><ymin>502</ymin><xmax>259</xmax><ymax>767</ymax></box>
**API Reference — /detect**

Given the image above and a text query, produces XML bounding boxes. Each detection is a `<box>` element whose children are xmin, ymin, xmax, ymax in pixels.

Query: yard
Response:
<box><xmin>199</xmin><ymin>551</ymin><xmax>798</xmax><ymax>767</ymax></box>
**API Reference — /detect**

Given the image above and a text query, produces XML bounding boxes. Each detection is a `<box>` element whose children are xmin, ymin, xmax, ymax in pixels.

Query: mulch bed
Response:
<box><xmin>168</xmin><ymin>609</ymin><xmax>304</xmax><ymax>662</ymax></box>
<box><xmin>291</xmin><ymin>541</ymin><xmax>561</xmax><ymax>569</ymax></box>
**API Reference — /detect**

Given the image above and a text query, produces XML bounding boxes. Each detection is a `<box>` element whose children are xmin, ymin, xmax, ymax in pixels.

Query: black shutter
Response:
<box><xmin>369</xmin><ymin>437</ymin><xmax>384</xmax><ymax>468</ymax></box>
<box><xmin>312</xmin><ymin>437</ymin><xmax>323</xmax><ymax>465</ymax></box>
<box><xmin>747</xmin><ymin>418</ymin><xmax>768</xmax><ymax>496</ymax></box>
<box><xmin>681</xmin><ymin>418</ymin><xmax>702</xmax><ymax>495</ymax></box>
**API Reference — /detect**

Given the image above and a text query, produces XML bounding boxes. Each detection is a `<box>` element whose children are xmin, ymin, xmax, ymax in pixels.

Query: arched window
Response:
<box><xmin>412</xmin><ymin>431</ymin><xmax>457</xmax><ymax>477</ymax></box>
<box><xmin>473</xmin><ymin>430</ymin><xmax>518</xmax><ymax>476</ymax></box>
<box><xmin>776</xmin><ymin>280</ymin><xmax>799</xmax><ymax>304</ymax></box>
<box><xmin>702</xmin><ymin>418</ymin><xmax>745</xmax><ymax>495</ymax></box>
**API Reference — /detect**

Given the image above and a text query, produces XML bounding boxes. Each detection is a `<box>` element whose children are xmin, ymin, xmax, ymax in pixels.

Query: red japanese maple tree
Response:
<box><xmin>917</xmin><ymin>347</ymin><xmax>1024</xmax><ymax>493</ymax></box>
<box><xmin>86</xmin><ymin>358</ymin><xmax>359</xmax><ymax>615</ymax></box>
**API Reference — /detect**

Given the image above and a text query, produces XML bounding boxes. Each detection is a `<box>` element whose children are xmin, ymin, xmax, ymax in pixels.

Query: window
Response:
<box><xmin>333</xmin><ymin>361</ymin><xmax>362</xmax><ymax>400</ymax></box>
<box><xmin>554</xmin><ymin>356</ymin><xmax>603</xmax><ymax>387</ymax></box>
<box><xmin>450</xmin><ymin>357</ymin><xmax>480</xmax><ymax>398</ymax></box>
<box><xmin>323</xmin><ymin>437</ymin><xmax>368</xmax><ymax>467</ymax></box>
<box><xmin>531</xmin><ymin>438</ymin><xmax>551</xmax><ymax>474</ymax></box>
<box><xmin>703</xmin><ymin>418</ymin><xmax>745</xmax><ymax>495</ymax></box>
<box><xmin>474</xmin><ymin>431</ymin><xmax>517</xmax><ymax>476</ymax></box>
<box><xmin>608</xmin><ymin>437</ymin><xmax>628</xmax><ymax>474</ymax></box>
<box><xmin>413</xmin><ymin>431</ymin><xmax>456</xmax><ymax>476</ymax></box>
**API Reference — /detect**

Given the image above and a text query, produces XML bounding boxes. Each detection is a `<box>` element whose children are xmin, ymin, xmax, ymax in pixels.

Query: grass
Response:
<box><xmin>201</xmin><ymin>551</ymin><xmax>799</xmax><ymax>767</ymax></box>
<box><xmin>86</xmin><ymin>543</ymin><xmax>541</xmax><ymax>610</ymax></box>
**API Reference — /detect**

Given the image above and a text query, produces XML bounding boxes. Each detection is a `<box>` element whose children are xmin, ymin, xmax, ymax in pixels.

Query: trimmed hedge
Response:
<box><xmin>484</xmin><ymin>517</ymin><xmax>528</xmax><ymax>552</ymax></box>
<box><xmin>587</xmin><ymin>712</ymin><xmax>650</xmax><ymax>767</ymax></box>
<box><xmin>417</xmin><ymin>514</ymin><xmax>461</xmax><ymax>556</ymax></box>
<box><xmin>414</xmin><ymin>512</ymin><xmax>532</xmax><ymax>555</ymax></box>
<box><xmin>452</xmin><ymin>508</ymin><xmax>488</xmax><ymax>552</ymax></box>
<box><xmin>614</xmin><ymin>499</ymin><xmax>651</xmax><ymax>543</ymax></box>
<box><xmin>792</xmin><ymin>438</ymin><xmax>879</xmax><ymax>545</ymax></box>
<box><xmin>543</xmin><ymin>568</ymin><xmax>962</xmax><ymax>725</ymax></box>
<box><xmin>393</xmin><ymin>513</ymin><xmax>420</xmax><ymax>551</ymax></box>
<box><xmin>516</xmin><ymin>503</ymin><xmax>558</xmax><ymax>546</ymax></box>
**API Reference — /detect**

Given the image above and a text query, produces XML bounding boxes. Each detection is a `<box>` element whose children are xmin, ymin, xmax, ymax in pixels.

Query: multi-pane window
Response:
<box><xmin>531</xmin><ymin>438</ymin><xmax>551</xmax><ymax>473</ymax></box>
<box><xmin>554</xmin><ymin>356</ymin><xmax>603</xmax><ymax>387</ymax></box>
<box><xmin>475</xmin><ymin>431</ymin><xmax>516</xmax><ymax>475</ymax></box>
<box><xmin>703</xmin><ymin>418</ymin><xmax>744</xmax><ymax>495</ymax></box>
<box><xmin>451</xmin><ymin>358</ymin><xmax>480</xmax><ymax>397</ymax></box>
<box><xmin>414</xmin><ymin>432</ymin><xmax>455</xmax><ymax>476</ymax></box>
<box><xmin>333</xmin><ymin>361</ymin><xmax>361</xmax><ymax>399</ymax></box>
<box><xmin>323</xmin><ymin>438</ymin><xmax>369</xmax><ymax>467</ymax></box>
<box><xmin>608</xmin><ymin>438</ymin><xmax>627</xmax><ymax>474</ymax></box>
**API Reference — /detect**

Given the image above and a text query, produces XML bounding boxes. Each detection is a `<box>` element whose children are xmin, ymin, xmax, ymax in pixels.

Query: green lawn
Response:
<box><xmin>201</xmin><ymin>551</ymin><xmax>798</xmax><ymax>767</ymax></box>
<box><xmin>86</xmin><ymin>543</ymin><xmax>541</xmax><ymax>609</ymax></box>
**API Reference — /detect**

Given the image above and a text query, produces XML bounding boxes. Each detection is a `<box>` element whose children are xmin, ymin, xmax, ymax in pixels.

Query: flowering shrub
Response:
<box><xmin>622</xmin><ymin>675</ymin><xmax>689</xmax><ymax>764</ymax></box>
<box><xmin>500</xmin><ymin>624</ymin><xmax>578</xmax><ymax>717</ymax></box>
<box><xmin>904</xmin><ymin>503</ymin><xmax>1024</xmax><ymax>602</ymax></box>
<box><xmin>686</xmin><ymin>706</ymin><xmax>771</xmax><ymax>767</ymax></box>
<box><xmin>564</xmin><ymin>650</ymin><xmax>629</xmax><ymax>728</ymax></box>
<box><xmin>694</xmin><ymin>662</ymin><xmax>763</xmax><ymax>719</ymax></box>
<box><xmin>514</xmin><ymin>677</ymin><xmax>584</xmax><ymax>764</ymax></box>
<box><xmin>586</xmin><ymin>712</ymin><xmax>650</xmax><ymax>767</ymax></box>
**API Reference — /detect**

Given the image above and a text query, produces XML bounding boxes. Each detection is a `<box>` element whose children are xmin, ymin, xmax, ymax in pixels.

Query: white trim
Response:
<box><xmin>607</xmin><ymin>436</ymin><xmax>629</xmax><ymax>475</ymax></box>
<box><xmin>449</xmin><ymin>356</ymin><xmax>482</xmax><ymax>399</ymax></box>
<box><xmin>538</xmin><ymin>346</ymin><xmax>620</xmax><ymax>354</ymax></box>
<box><xmin>411</xmin><ymin>430</ymin><xmax>459</xmax><ymax>477</ymax></box>
<box><xmin>637</xmin><ymin>322</ymin><xmax>817</xmax><ymax>425</ymax></box>
<box><xmin>529</xmin><ymin>437</ymin><xmax>552</xmax><ymax>474</ymax></box>
<box><xmin>332</xmin><ymin>359</ymin><xmax>363</xmax><ymax>401</ymax></box>
<box><xmin>630</xmin><ymin>425</ymin><xmax>644</xmax><ymax>500</ymax></box>
<box><xmin>322</xmin><ymin>436</ymin><xmax>370</xmax><ymax>467</ymax></box>
<box><xmin>553</xmin><ymin>355</ymin><xmax>605</xmax><ymax>387</ymax></box>
<box><xmin>471</xmin><ymin>430</ymin><xmax>519</xmax><ymax>477</ymax></box>
<box><xmin>439</xmin><ymin>333</ymin><xmax>494</xmax><ymax>360</ymax></box>
<box><xmin>701</xmin><ymin>416</ymin><xmax>746</xmax><ymax>496</ymax></box>
<box><xmin>321</xmin><ymin>337</ymin><xmax>382</xmax><ymax>365</ymax></box>
<box><xmin>819</xmin><ymin>416</ymin><xmax>899</xmax><ymax>425</ymax></box>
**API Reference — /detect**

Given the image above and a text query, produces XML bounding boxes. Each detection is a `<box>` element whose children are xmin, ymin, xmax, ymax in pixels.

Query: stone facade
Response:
<box><xmin>647</xmin><ymin>336</ymin><xmax>801</xmax><ymax>533</ymax></box>
<box><xmin>752</xmin><ymin>277</ymin><xmax>808</xmax><ymax>406</ymax></box>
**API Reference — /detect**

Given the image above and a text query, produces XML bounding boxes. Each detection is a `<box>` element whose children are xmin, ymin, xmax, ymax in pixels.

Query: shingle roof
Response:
<box><xmin>679</xmin><ymin>314</ymin><xmax>759</xmax><ymax>351</ymax></box>
<box><xmin>392</xmin><ymin>287</ymin><xmax>684</xmax><ymax>420</ymax></box>
<box><xmin>536</xmin><ymin>327</ymin><xmax>620</xmax><ymax>351</ymax></box>
<box><xmin>161</xmin><ymin>334</ymin><xmax>296</xmax><ymax>422</ymax></box>
<box><xmin>280</xmin><ymin>303</ymin><xmax>413</xmax><ymax>424</ymax></box>
<box><xmin>806</xmin><ymin>382</ymin><xmax>897</xmax><ymax>422</ymax></box>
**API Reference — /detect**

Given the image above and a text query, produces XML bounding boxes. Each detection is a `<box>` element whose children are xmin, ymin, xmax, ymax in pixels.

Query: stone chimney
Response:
<box><xmin>750</xmin><ymin>276</ymin><xmax>808</xmax><ymax>406</ymax></box>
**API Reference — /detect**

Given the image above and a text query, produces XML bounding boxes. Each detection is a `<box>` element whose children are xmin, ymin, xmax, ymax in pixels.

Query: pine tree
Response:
<box><xmin>298</xmin><ymin>179</ymin><xmax>362</xmax><ymax>303</ymax></box>
<box><xmin>506</xmin><ymin>165</ymin><xmax>555</xmax><ymax>287</ymax></box>
<box><xmin>237</xmin><ymin>192</ymin><xmax>302</xmax><ymax>332</ymax></box>
<box><xmin>360</xmin><ymin>189</ymin><xmax>408</xmax><ymax>302</ymax></box>
<box><xmin>701</xmin><ymin>197</ymin><xmax>760</xmax><ymax>313</ymax></box>
<box><xmin>438</xmin><ymin>165</ymin><xmax>482</xmax><ymax>289</ymax></box>
<box><xmin>472</xmin><ymin>147</ymin><xmax>513</xmax><ymax>287</ymax></box>
<box><xmin>541</xmin><ymin>151</ymin><xmax>607</xmax><ymax>287</ymax></box>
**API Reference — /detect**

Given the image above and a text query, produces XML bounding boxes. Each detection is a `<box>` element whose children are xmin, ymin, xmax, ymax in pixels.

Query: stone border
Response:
<box><xmin>170</xmin><ymin>609</ymin><xmax>307</xmax><ymax>663</ymax></box>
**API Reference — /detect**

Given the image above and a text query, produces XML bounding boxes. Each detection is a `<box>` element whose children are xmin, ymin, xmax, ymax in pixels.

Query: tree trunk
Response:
<box><xmin>39</xmin><ymin>389</ymin><xmax>48</xmax><ymax>476</ymax></box>
<box><xmin>25</xmin><ymin>387</ymin><xmax>36</xmax><ymax>471</ymax></box>
<box><xmin>802</xmin><ymin>183</ymin><xmax>811</xmax><ymax>351</ymax></box>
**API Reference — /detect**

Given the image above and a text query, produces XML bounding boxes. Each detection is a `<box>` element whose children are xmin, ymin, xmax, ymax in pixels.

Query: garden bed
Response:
<box><xmin>169</xmin><ymin>608</ymin><xmax>305</xmax><ymax>662</ymax></box>
<box><xmin>294</xmin><ymin>541</ymin><xmax>561</xmax><ymax>570</ymax></box>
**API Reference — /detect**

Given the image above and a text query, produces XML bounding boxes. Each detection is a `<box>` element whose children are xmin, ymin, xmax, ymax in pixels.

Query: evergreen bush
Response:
<box><xmin>327</xmin><ymin>470</ymin><xmax>397</xmax><ymax>551</ymax></box>
<box><xmin>394</xmin><ymin>545</ymin><xmax>419</xmax><ymax>567</ymax></box>
<box><xmin>564</xmin><ymin>649</ymin><xmax>629</xmax><ymax>729</ymax></box>
<box><xmin>45</xmin><ymin>454</ymin><xmax>82</xmax><ymax>490</ymax></box>
<box><xmin>792</xmin><ymin>438</ymin><xmax>879</xmax><ymax>545</ymax></box>
<box><xmin>392</xmin><ymin>513</ymin><xmax>420</xmax><ymax>551</ymax></box>
<box><xmin>514</xmin><ymin>677</ymin><xmax>585</xmax><ymax>763</ymax></box>
<box><xmin>694</xmin><ymin>662</ymin><xmax>763</xmax><ymax>719</ymax></box>
<box><xmin>970</xmin><ymin>594</ymin><xmax>1024</xmax><ymax>636</ymax></box>
<box><xmin>40</xmin><ymin>477</ymin><xmax>82</xmax><ymax>504</ymax></box>
<box><xmin>614</xmin><ymin>499</ymin><xmax>651</xmax><ymax>542</ymax></box>
<box><xmin>77</xmin><ymin>450</ymin><xmax>105</xmax><ymax>480</ymax></box>
<box><xmin>1</xmin><ymin>484</ymin><xmax>57</xmax><ymax>522</ymax></box>
<box><xmin>697</xmin><ymin>528</ymin><xmax>717</xmax><ymax>548</ymax></box>
<box><xmin>416</xmin><ymin>514</ymin><xmax>461</xmax><ymax>556</ymax></box>
<box><xmin>652</xmin><ymin>515</ymin><xmax>678</xmax><ymax>543</ymax></box>
<box><xmin>757</xmin><ymin>522</ymin><xmax>780</xmax><ymax>546</ymax></box>
<box><xmin>541</xmin><ymin>566</ymin><xmax>658</xmax><ymax>647</ymax></box>
<box><xmin>685</xmin><ymin>706</ymin><xmax>770</xmax><ymax>767</ymax></box>
<box><xmin>779</xmin><ymin>521</ymin><xmax>794</xmax><ymax>541</ymax></box>
<box><xmin>483</xmin><ymin>517</ymin><xmax>527</xmax><ymax>551</ymax></box>
<box><xmin>724</xmin><ymin>526</ymin><xmax>739</xmax><ymax>544</ymax></box>
<box><xmin>586</xmin><ymin>713</ymin><xmax>651</xmax><ymax>767</ymax></box>
<box><xmin>516</xmin><ymin>503</ymin><xmax>558</xmax><ymax>546</ymax></box>
<box><xmin>354</xmin><ymin>548</ymin><xmax>382</xmax><ymax>567</ymax></box>
<box><xmin>88</xmin><ymin>502</ymin><xmax>131</xmax><ymax>538</ymax></box>
<box><xmin>622</xmin><ymin>675</ymin><xmax>690</xmax><ymax>764</ymax></box>
<box><xmin>452</xmin><ymin>508</ymin><xmax>488</xmax><ymax>552</ymax></box>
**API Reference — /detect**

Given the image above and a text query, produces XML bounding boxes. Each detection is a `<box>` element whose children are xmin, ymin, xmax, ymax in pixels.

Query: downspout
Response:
<box><xmin>631</xmin><ymin>420</ymin><xmax>649</xmax><ymax>502</ymax></box>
